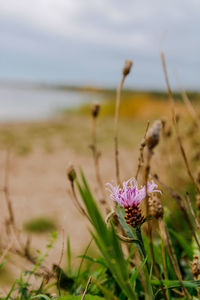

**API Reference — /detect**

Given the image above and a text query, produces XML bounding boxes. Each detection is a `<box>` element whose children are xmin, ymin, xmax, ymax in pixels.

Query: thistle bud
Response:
<box><xmin>149</xmin><ymin>195</ymin><xmax>164</xmax><ymax>219</ymax></box>
<box><xmin>124</xmin><ymin>205</ymin><xmax>145</xmax><ymax>227</ymax></box>
<box><xmin>192</xmin><ymin>255</ymin><xmax>200</xmax><ymax>280</ymax></box>
<box><xmin>91</xmin><ymin>102</ymin><xmax>100</xmax><ymax>118</ymax></box>
<box><xmin>122</xmin><ymin>59</ymin><xmax>133</xmax><ymax>77</ymax></box>
<box><xmin>146</xmin><ymin>120</ymin><xmax>162</xmax><ymax>150</ymax></box>
<box><xmin>67</xmin><ymin>163</ymin><xmax>76</xmax><ymax>183</ymax></box>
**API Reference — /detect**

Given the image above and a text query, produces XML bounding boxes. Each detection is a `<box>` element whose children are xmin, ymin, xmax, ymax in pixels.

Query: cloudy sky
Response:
<box><xmin>0</xmin><ymin>0</ymin><xmax>200</xmax><ymax>89</ymax></box>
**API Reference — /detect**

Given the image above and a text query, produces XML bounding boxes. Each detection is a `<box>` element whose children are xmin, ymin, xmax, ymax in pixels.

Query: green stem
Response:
<box><xmin>136</xmin><ymin>227</ymin><xmax>147</xmax><ymax>260</ymax></box>
<box><xmin>135</xmin><ymin>227</ymin><xmax>154</xmax><ymax>300</ymax></box>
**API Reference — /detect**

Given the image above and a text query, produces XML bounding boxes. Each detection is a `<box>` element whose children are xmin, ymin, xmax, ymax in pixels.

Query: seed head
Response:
<box><xmin>91</xmin><ymin>102</ymin><xmax>100</xmax><ymax>118</ymax></box>
<box><xmin>67</xmin><ymin>163</ymin><xmax>76</xmax><ymax>183</ymax></box>
<box><xmin>192</xmin><ymin>255</ymin><xmax>200</xmax><ymax>280</ymax></box>
<box><xmin>149</xmin><ymin>195</ymin><xmax>164</xmax><ymax>219</ymax></box>
<box><xmin>122</xmin><ymin>59</ymin><xmax>133</xmax><ymax>77</ymax></box>
<box><xmin>146</xmin><ymin>120</ymin><xmax>162</xmax><ymax>150</ymax></box>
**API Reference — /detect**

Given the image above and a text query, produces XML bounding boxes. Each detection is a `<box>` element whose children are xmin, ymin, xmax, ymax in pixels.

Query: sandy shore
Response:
<box><xmin>0</xmin><ymin>120</ymin><xmax>140</xmax><ymax>289</ymax></box>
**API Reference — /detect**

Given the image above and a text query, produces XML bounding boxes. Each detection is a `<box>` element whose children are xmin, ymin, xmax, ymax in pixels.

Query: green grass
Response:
<box><xmin>23</xmin><ymin>217</ymin><xmax>57</xmax><ymax>233</ymax></box>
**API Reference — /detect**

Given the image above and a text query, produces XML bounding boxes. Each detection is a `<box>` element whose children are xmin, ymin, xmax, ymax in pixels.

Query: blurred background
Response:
<box><xmin>0</xmin><ymin>0</ymin><xmax>200</xmax><ymax>120</ymax></box>
<box><xmin>0</xmin><ymin>0</ymin><xmax>200</xmax><ymax>289</ymax></box>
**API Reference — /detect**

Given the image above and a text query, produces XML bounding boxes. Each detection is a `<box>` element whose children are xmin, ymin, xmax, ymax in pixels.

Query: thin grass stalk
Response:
<box><xmin>166</xmin><ymin>227</ymin><xmax>193</xmax><ymax>299</ymax></box>
<box><xmin>57</xmin><ymin>229</ymin><xmax>65</xmax><ymax>270</ymax></box>
<box><xmin>77</xmin><ymin>238</ymin><xmax>93</xmax><ymax>277</ymax></box>
<box><xmin>185</xmin><ymin>192</ymin><xmax>200</xmax><ymax>231</ymax></box>
<box><xmin>144</xmin><ymin>149</ymin><xmax>156</xmax><ymax>268</ymax></box>
<box><xmin>135</xmin><ymin>121</ymin><xmax>150</xmax><ymax>180</ymax></box>
<box><xmin>114</xmin><ymin>59</ymin><xmax>133</xmax><ymax>185</ymax></box>
<box><xmin>90</xmin><ymin>109</ymin><xmax>109</xmax><ymax>211</ymax></box>
<box><xmin>153</xmin><ymin>174</ymin><xmax>200</xmax><ymax>251</ymax></box>
<box><xmin>144</xmin><ymin>149</ymin><xmax>153</xmax><ymax>219</ymax></box>
<box><xmin>142</xmin><ymin>121</ymin><xmax>168</xmax><ymax>299</ymax></box>
<box><xmin>67</xmin><ymin>170</ymin><xmax>90</xmax><ymax>220</ymax></box>
<box><xmin>91</xmin><ymin>115</ymin><xmax>105</xmax><ymax>195</ymax></box>
<box><xmin>3</xmin><ymin>150</ymin><xmax>15</xmax><ymax>226</ymax></box>
<box><xmin>114</xmin><ymin>75</ymin><xmax>125</xmax><ymax>185</ymax></box>
<box><xmin>2</xmin><ymin>150</ymin><xmax>32</xmax><ymax>257</ymax></box>
<box><xmin>158</xmin><ymin>219</ymin><xmax>191</xmax><ymax>299</ymax></box>
<box><xmin>2</xmin><ymin>150</ymin><xmax>23</xmax><ymax>248</ymax></box>
<box><xmin>81</xmin><ymin>276</ymin><xmax>92</xmax><ymax>300</ymax></box>
<box><xmin>160</xmin><ymin>51</ymin><xmax>200</xmax><ymax>194</ymax></box>
<box><xmin>161</xmin><ymin>241</ymin><xmax>169</xmax><ymax>299</ymax></box>
<box><xmin>0</xmin><ymin>239</ymin><xmax>13</xmax><ymax>264</ymax></box>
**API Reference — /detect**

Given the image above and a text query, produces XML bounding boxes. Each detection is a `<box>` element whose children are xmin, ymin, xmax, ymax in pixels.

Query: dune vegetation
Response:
<box><xmin>1</xmin><ymin>55</ymin><xmax>200</xmax><ymax>299</ymax></box>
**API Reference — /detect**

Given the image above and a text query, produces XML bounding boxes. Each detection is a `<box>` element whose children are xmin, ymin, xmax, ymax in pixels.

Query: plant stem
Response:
<box><xmin>81</xmin><ymin>276</ymin><xmax>92</xmax><ymax>300</ymax></box>
<box><xmin>135</xmin><ymin>227</ymin><xmax>155</xmax><ymax>300</ymax></box>
<box><xmin>114</xmin><ymin>75</ymin><xmax>125</xmax><ymax>185</ymax></box>
<box><xmin>135</xmin><ymin>227</ymin><xmax>146</xmax><ymax>260</ymax></box>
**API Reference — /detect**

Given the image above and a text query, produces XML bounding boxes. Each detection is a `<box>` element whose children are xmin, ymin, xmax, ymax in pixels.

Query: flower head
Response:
<box><xmin>106</xmin><ymin>177</ymin><xmax>161</xmax><ymax>208</ymax></box>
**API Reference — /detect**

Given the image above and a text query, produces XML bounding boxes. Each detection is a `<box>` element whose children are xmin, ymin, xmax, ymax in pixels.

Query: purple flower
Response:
<box><xmin>106</xmin><ymin>177</ymin><xmax>161</xmax><ymax>208</ymax></box>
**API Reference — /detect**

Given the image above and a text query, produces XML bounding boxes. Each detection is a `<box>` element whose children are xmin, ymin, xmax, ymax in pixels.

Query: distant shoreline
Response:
<box><xmin>0</xmin><ymin>80</ymin><xmax>200</xmax><ymax>97</ymax></box>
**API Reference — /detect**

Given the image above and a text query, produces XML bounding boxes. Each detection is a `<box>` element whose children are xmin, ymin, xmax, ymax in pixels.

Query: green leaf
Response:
<box><xmin>5</xmin><ymin>280</ymin><xmax>17</xmax><ymax>300</ymax></box>
<box><xmin>92</xmin><ymin>278</ymin><xmax>119</xmax><ymax>300</ymax></box>
<box><xmin>67</xmin><ymin>236</ymin><xmax>71</xmax><ymax>274</ymax></box>
<box><xmin>130</xmin><ymin>256</ymin><xmax>148</xmax><ymax>286</ymax></box>
<box><xmin>115</xmin><ymin>205</ymin><xmax>137</xmax><ymax>239</ymax></box>
<box><xmin>169</xmin><ymin>228</ymin><xmax>193</xmax><ymax>260</ymax></box>
<box><xmin>151</xmin><ymin>279</ymin><xmax>200</xmax><ymax>288</ymax></box>
<box><xmin>78</xmin><ymin>255</ymin><xmax>107</xmax><ymax>267</ymax></box>
<box><xmin>76</xmin><ymin>172</ymin><xmax>137</xmax><ymax>300</ymax></box>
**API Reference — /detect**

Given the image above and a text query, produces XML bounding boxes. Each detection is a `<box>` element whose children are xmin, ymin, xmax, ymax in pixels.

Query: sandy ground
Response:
<box><xmin>0</xmin><ymin>111</ymin><xmax>193</xmax><ymax>290</ymax></box>
<box><xmin>0</xmin><ymin>133</ymin><xmax>140</xmax><ymax>289</ymax></box>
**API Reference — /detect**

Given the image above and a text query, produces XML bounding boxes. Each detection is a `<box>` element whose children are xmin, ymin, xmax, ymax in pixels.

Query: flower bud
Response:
<box><xmin>192</xmin><ymin>255</ymin><xmax>200</xmax><ymax>280</ymax></box>
<box><xmin>124</xmin><ymin>205</ymin><xmax>145</xmax><ymax>228</ymax></box>
<box><xmin>67</xmin><ymin>163</ymin><xmax>76</xmax><ymax>183</ymax></box>
<box><xmin>149</xmin><ymin>195</ymin><xmax>164</xmax><ymax>219</ymax></box>
<box><xmin>122</xmin><ymin>59</ymin><xmax>133</xmax><ymax>77</ymax></box>
<box><xmin>146</xmin><ymin>120</ymin><xmax>162</xmax><ymax>150</ymax></box>
<box><xmin>91</xmin><ymin>102</ymin><xmax>100</xmax><ymax>118</ymax></box>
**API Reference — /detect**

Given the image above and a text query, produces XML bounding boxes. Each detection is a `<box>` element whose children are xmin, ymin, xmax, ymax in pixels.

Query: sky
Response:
<box><xmin>0</xmin><ymin>0</ymin><xmax>200</xmax><ymax>90</ymax></box>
